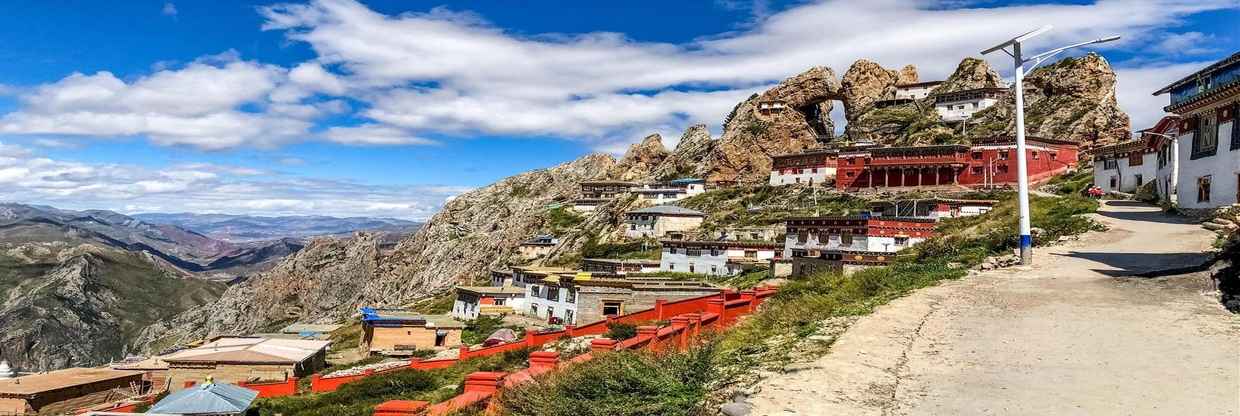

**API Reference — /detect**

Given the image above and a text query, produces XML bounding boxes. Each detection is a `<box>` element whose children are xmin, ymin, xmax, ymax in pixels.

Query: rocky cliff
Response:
<box><xmin>135</xmin><ymin>153</ymin><xmax>643</xmax><ymax>349</ymax></box>
<box><xmin>967</xmin><ymin>53</ymin><xmax>1131</xmax><ymax>148</ymax></box>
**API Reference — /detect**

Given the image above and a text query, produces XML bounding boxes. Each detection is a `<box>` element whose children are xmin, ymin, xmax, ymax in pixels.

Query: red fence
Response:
<box><xmin>302</xmin><ymin>287</ymin><xmax>775</xmax><ymax>398</ymax></box>
<box><xmin>238</xmin><ymin>377</ymin><xmax>298</xmax><ymax>398</ymax></box>
<box><xmin>384</xmin><ymin>286</ymin><xmax>777</xmax><ymax>415</ymax></box>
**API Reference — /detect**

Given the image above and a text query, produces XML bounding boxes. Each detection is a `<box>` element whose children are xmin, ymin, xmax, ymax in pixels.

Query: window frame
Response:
<box><xmin>1198</xmin><ymin>175</ymin><xmax>1212</xmax><ymax>203</ymax></box>
<box><xmin>1191</xmin><ymin>112</ymin><xmax>1218</xmax><ymax>159</ymax></box>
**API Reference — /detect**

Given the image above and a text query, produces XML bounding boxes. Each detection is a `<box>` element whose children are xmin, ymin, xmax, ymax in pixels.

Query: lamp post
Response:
<box><xmin>981</xmin><ymin>26</ymin><xmax>1120</xmax><ymax>265</ymax></box>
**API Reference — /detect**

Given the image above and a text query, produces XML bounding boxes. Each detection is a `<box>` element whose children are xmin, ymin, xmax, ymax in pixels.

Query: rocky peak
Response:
<box><xmin>653</xmin><ymin>124</ymin><xmax>714</xmax><ymax>181</ymax></box>
<box><xmin>897</xmin><ymin>65</ymin><xmax>920</xmax><ymax>84</ymax></box>
<box><xmin>967</xmin><ymin>53</ymin><xmax>1131</xmax><ymax>148</ymax></box>
<box><xmin>842</xmin><ymin>60</ymin><xmax>906</xmax><ymax>122</ymax></box>
<box><xmin>612</xmin><ymin>134</ymin><xmax>670</xmax><ymax>181</ymax></box>
<box><xmin>936</xmin><ymin>57</ymin><xmax>1004</xmax><ymax>93</ymax></box>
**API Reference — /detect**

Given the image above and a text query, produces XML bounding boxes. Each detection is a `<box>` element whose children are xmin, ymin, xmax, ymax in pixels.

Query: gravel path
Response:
<box><xmin>749</xmin><ymin>200</ymin><xmax>1240</xmax><ymax>415</ymax></box>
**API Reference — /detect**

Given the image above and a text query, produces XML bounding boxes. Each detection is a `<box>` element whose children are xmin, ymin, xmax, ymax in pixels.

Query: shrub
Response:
<box><xmin>604</xmin><ymin>322</ymin><xmax>637</xmax><ymax>341</ymax></box>
<box><xmin>495</xmin><ymin>343</ymin><xmax>718</xmax><ymax>416</ymax></box>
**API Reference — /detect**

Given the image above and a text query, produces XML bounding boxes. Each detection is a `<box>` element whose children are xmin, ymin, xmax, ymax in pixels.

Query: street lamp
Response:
<box><xmin>982</xmin><ymin>26</ymin><xmax>1120</xmax><ymax>265</ymax></box>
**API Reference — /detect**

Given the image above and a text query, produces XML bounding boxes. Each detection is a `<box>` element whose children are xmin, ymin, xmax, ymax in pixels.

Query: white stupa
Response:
<box><xmin>0</xmin><ymin>361</ymin><xmax>13</xmax><ymax>380</ymax></box>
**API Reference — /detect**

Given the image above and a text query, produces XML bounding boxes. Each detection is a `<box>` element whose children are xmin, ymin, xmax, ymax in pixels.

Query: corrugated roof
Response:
<box><xmin>628</xmin><ymin>205</ymin><xmax>705</xmax><ymax>216</ymax></box>
<box><xmin>148</xmin><ymin>382</ymin><xmax>258</xmax><ymax>415</ymax></box>
<box><xmin>280</xmin><ymin>324</ymin><xmax>343</xmax><ymax>334</ymax></box>
<box><xmin>162</xmin><ymin>338</ymin><xmax>330</xmax><ymax>365</ymax></box>
<box><xmin>456</xmin><ymin>285</ymin><xmax>525</xmax><ymax>296</ymax></box>
<box><xmin>0</xmin><ymin>368</ymin><xmax>142</xmax><ymax>396</ymax></box>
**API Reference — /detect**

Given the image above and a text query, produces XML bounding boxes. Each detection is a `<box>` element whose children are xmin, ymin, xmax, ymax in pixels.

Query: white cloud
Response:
<box><xmin>0</xmin><ymin>56</ymin><xmax>313</xmax><ymax>150</ymax></box>
<box><xmin>256</xmin><ymin>0</ymin><xmax>1238</xmax><ymax>148</ymax></box>
<box><xmin>2</xmin><ymin>0</ymin><xmax>1237</xmax><ymax>154</ymax></box>
<box><xmin>1151</xmin><ymin>32</ymin><xmax>1219</xmax><ymax>56</ymax></box>
<box><xmin>1115</xmin><ymin>60</ymin><xmax>1213</xmax><ymax>130</ymax></box>
<box><xmin>162</xmin><ymin>2</ymin><xmax>178</xmax><ymax>17</ymax></box>
<box><xmin>0</xmin><ymin>147</ymin><xmax>464</xmax><ymax>219</ymax></box>
<box><xmin>322</xmin><ymin>123</ymin><xmax>438</xmax><ymax>145</ymax></box>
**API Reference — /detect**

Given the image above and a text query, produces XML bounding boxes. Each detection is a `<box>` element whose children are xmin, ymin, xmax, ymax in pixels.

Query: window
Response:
<box><xmin>971</xmin><ymin>152</ymin><xmax>982</xmax><ymax>160</ymax></box>
<box><xmin>894</xmin><ymin>236</ymin><xmax>909</xmax><ymax>246</ymax></box>
<box><xmin>1192</xmin><ymin>113</ymin><xmax>1218</xmax><ymax>159</ymax></box>
<box><xmin>531</xmin><ymin>304</ymin><xmax>540</xmax><ymax>316</ymax></box>
<box><xmin>1103</xmin><ymin>159</ymin><xmax>1118</xmax><ymax>170</ymax></box>
<box><xmin>494</xmin><ymin>298</ymin><xmax>506</xmax><ymax>306</ymax></box>
<box><xmin>1050</xmin><ymin>152</ymin><xmax>1058</xmax><ymax>160</ymax></box>
<box><xmin>1198</xmin><ymin>176</ymin><xmax>1212</xmax><ymax>203</ymax></box>
<box><xmin>744</xmin><ymin>250</ymin><xmax>757</xmax><ymax>258</ymax></box>
<box><xmin>602</xmin><ymin>301</ymin><xmax>624</xmax><ymax>316</ymax></box>
<box><xmin>1109</xmin><ymin>176</ymin><xmax>1118</xmax><ymax>189</ymax></box>
<box><xmin>566</xmin><ymin>289</ymin><xmax>576</xmax><ymax>303</ymax></box>
<box><xmin>1134</xmin><ymin>174</ymin><xmax>1143</xmax><ymax>186</ymax></box>
<box><xmin>1129</xmin><ymin>152</ymin><xmax>1143</xmax><ymax>166</ymax></box>
<box><xmin>1032</xmin><ymin>151</ymin><xmax>1040</xmax><ymax>160</ymax></box>
<box><xmin>841</xmin><ymin>233</ymin><xmax>854</xmax><ymax>245</ymax></box>
<box><xmin>971</xmin><ymin>166</ymin><xmax>983</xmax><ymax>175</ymax></box>
<box><xmin>999</xmin><ymin>150</ymin><xmax>1010</xmax><ymax>160</ymax></box>
<box><xmin>1232</xmin><ymin>103</ymin><xmax>1240</xmax><ymax>150</ymax></box>
<box><xmin>547</xmin><ymin>287</ymin><xmax>560</xmax><ymax>301</ymax></box>
<box><xmin>564</xmin><ymin>310</ymin><xmax>574</xmax><ymax>324</ymax></box>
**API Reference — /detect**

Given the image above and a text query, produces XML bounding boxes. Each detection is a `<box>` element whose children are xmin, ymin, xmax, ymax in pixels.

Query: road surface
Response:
<box><xmin>749</xmin><ymin>200</ymin><xmax>1240</xmax><ymax>415</ymax></box>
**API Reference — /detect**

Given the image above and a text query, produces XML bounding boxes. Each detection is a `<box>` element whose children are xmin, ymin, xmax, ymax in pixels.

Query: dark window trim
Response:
<box><xmin>1190</xmin><ymin>114</ymin><xmax>1218</xmax><ymax>160</ymax></box>
<box><xmin>1231</xmin><ymin>102</ymin><xmax>1240</xmax><ymax>151</ymax></box>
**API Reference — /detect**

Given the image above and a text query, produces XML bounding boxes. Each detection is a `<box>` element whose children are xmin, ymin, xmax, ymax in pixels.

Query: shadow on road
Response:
<box><xmin>1054</xmin><ymin>251</ymin><xmax>1213</xmax><ymax>277</ymax></box>
<box><xmin>1094</xmin><ymin>201</ymin><xmax>1194</xmax><ymax>225</ymax></box>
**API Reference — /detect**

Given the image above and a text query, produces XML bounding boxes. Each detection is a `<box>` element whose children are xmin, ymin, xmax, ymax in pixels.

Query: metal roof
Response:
<box><xmin>1154</xmin><ymin>51</ymin><xmax>1240</xmax><ymax>95</ymax></box>
<box><xmin>628</xmin><ymin>205</ymin><xmax>705</xmax><ymax>216</ymax></box>
<box><xmin>148</xmin><ymin>382</ymin><xmax>258</xmax><ymax>415</ymax></box>
<box><xmin>162</xmin><ymin>337</ymin><xmax>330</xmax><ymax>365</ymax></box>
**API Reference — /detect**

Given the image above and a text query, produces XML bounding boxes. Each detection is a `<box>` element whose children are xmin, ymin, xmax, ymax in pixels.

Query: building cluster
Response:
<box><xmin>1090</xmin><ymin>52</ymin><xmax>1239</xmax><ymax>211</ymax></box>
<box><xmin>572</xmin><ymin>178</ymin><xmax>707</xmax><ymax>211</ymax></box>
<box><xmin>770</xmin><ymin>137</ymin><xmax>1080</xmax><ymax>189</ymax></box>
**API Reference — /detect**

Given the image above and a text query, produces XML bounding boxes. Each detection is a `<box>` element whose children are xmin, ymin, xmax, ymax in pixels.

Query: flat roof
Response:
<box><xmin>896</xmin><ymin>80</ymin><xmax>944</xmax><ymax>88</ymax></box>
<box><xmin>280</xmin><ymin>324</ymin><xmax>343</xmax><ymax>334</ymax></box>
<box><xmin>0</xmin><ymin>368</ymin><xmax>142</xmax><ymax>396</ymax></box>
<box><xmin>456</xmin><ymin>285</ymin><xmax>525</xmax><ymax>296</ymax></box>
<box><xmin>582</xmin><ymin>258</ymin><xmax>660</xmax><ymax>265</ymax></box>
<box><xmin>659</xmin><ymin>240</ymin><xmax>783</xmax><ymax>249</ymax></box>
<box><xmin>361</xmin><ymin>309</ymin><xmax>467</xmax><ymax>329</ymax></box>
<box><xmin>162</xmin><ymin>337</ymin><xmax>331</xmax><ymax>365</ymax></box>
<box><xmin>628</xmin><ymin>205</ymin><xmax>706</xmax><ymax>216</ymax></box>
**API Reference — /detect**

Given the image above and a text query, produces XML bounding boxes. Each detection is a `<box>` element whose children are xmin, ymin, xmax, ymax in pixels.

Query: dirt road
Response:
<box><xmin>749</xmin><ymin>200</ymin><xmax>1240</xmax><ymax>415</ymax></box>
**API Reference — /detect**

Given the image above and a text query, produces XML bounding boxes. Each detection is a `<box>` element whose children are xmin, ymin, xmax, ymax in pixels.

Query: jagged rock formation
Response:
<box><xmin>935</xmin><ymin>57</ymin><xmax>1004</xmax><ymax>93</ymax></box>
<box><xmin>611</xmin><ymin>134</ymin><xmax>670</xmax><ymax>181</ymax></box>
<box><xmin>968</xmin><ymin>53</ymin><xmax>1131</xmax><ymax>148</ymax></box>
<box><xmin>841</xmin><ymin>59</ymin><xmax>906</xmax><ymax>122</ymax></box>
<box><xmin>653</xmin><ymin>125</ymin><xmax>715</xmax><ymax>181</ymax></box>
<box><xmin>700</xmin><ymin>67</ymin><xmax>843</xmax><ymax>183</ymax></box>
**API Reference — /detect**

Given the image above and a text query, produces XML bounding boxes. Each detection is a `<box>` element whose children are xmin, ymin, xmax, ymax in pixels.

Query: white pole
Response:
<box><xmin>1012</xmin><ymin>42</ymin><xmax>1033</xmax><ymax>265</ymax></box>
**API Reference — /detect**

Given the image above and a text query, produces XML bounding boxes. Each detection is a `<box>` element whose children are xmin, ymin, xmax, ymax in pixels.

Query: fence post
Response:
<box><xmin>525</xmin><ymin>329</ymin><xmax>538</xmax><ymax>347</ymax></box>
<box><xmin>463</xmin><ymin>372</ymin><xmax>507</xmax><ymax>395</ymax></box>
<box><xmin>637</xmin><ymin>326</ymin><xmax>659</xmax><ymax>351</ymax></box>
<box><xmin>564</xmin><ymin>324</ymin><xmax>576</xmax><ymax>337</ymax></box>
<box><xmin>528</xmin><ymin>351</ymin><xmax>560</xmax><ymax>373</ymax></box>
<box><xmin>590</xmin><ymin>338</ymin><xmax>618</xmax><ymax>353</ymax></box>
<box><xmin>654</xmin><ymin>299</ymin><xmax>667</xmax><ymax>320</ymax></box>
<box><xmin>459</xmin><ymin>344</ymin><xmax>471</xmax><ymax>360</ymax></box>
<box><xmin>740</xmin><ymin>290</ymin><xmax>756</xmax><ymax>313</ymax></box>
<box><xmin>669</xmin><ymin>316</ymin><xmax>690</xmax><ymax>349</ymax></box>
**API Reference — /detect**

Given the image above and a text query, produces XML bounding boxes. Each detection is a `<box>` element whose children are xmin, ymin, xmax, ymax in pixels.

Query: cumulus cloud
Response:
<box><xmin>2</xmin><ymin>0</ymin><xmax>1237</xmax><ymax>152</ymax></box>
<box><xmin>162</xmin><ymin>2</ymin><xmax>178</xmax><ymax>17</ymax></box>
<box><xmin>0</xmin><ymin>144</ymin><xmax>464</xmax><ymax>219</ymax></box>
<box><xmin>1115</xmin><ymin>60</ymin><xmax>1214</xmax><ymax>130</ymax></box>
<box><xmin>256</xmin><ymin>0</ymin><xmax>1237</xmax><ymax>147</ymax></box>
<box><xmin>0</xmin><ymin>56</ymin><xmax>313</xmax><ymax>150</ymax></box>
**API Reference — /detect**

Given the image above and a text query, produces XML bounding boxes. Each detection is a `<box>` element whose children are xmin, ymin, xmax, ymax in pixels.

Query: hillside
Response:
<box><xmin>134</xmin><ymin>54</ymin><xmax>1132</xmax><ymax>353</ymax></box>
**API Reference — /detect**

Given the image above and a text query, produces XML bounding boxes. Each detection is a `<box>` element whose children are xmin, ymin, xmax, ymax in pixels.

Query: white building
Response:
<box><xmin>1146</xmin><ymin>116</ymin><xmax>1183</xmax><ymax>204</ymax></box>
<box><xmin>1154</xmin><ymin>52</ymin><xmax>1240</xmax><ymax>210</ymax></box>
<box><xmin>1090</xmin><ymin>139</ymin><xmax>1159</xmax><ymax>194</ymax></box>
<box><xmin>625</xmin><ymin>205</ymin><xmax>706</xmax><ymax>239</ymax></box>
<box><xmin>869</xmin><ymin>199</ymin><xmax>996</xmax><ymax>219</ymax></box>
<box><xmin>769</xmin><ymin>149</ymin><xmax>838</xmax><ymax>186</ymax></box>
<box><xmin>659</xmin><ymin>240</ymin><xmax>782</xmax><ymax>276</ymax></box>
<box><xmin>895</xmin><ymin>81</ymin><xmax>944</xmax><ymax>100</ymax></box>
<box><xmin>451</xmin><ymin>286</ymin><xmax>526</xmax><ymax>320</ymax></box>
<box><xmin>933</xmin><ymin>87</ymin><xmax>1008</xmax><ymax>122</ymax></box>
<box><xmin>631</xmin><ymin>179</ymin><xmax>707</xmax><ymax>204</ymax></box>
<box><xmin>784</xmin><ymin>216</ymin><xmax>937</xmax><ymax>258</ymax></box>
<box><xmin>516</xmin><ymin>235</ymin><xmax>558</xmax><ymax>259</ymax></box>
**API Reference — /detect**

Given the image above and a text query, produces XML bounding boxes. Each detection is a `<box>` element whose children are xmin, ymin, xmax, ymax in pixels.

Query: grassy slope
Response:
<box><xmin>490</xmin><ymin>190</ymin><xmax>1102</xmax><ymax>414</ymax></box>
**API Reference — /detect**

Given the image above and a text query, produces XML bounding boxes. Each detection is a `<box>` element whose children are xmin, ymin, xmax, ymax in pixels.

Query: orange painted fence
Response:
<box><xmin>237</xmin><ymin>377</ymin><xmax>299</xmax><ymax>398</ymax></box>
<box><xmin>305</xmin><ymin>288</ymin><xmax>767</xmax><ymax>395</ymax></box>
<box><xmin>376</xmin><ymin>286</ymin><xmax>777</xmax><ymax>416</ymax></box>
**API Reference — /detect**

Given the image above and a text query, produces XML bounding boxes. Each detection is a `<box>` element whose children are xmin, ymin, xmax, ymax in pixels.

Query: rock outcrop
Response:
<box><xmin>968</xmin><ymin>53</ymin><xmax>1131</xmax><ymax>148</ymax></box>
<box><xmin>935</xmin><ymin>57</ymin><xmax>1004</xmax><ymax>93</ymax></box>
<box><xmin>136</xmin><ymin>153</ymin><xmax>633</xmax><ymax>349</ymax></box>
<box><xmin>653</xmin><ymin>124</ymin><xmax>715</xmax><ymax>181</ymax></box>
<box><xmin>611</xmin><ymin>134</ymin><xmax>670</xmax><ymax>181</ymax></box>
<box><xmin>841</xmin><ymin>59</ymin><xmax>905</xmax><ymax>122</ymax></box>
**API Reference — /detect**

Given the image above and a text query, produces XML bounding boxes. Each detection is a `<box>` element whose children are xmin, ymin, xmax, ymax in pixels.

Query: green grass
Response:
<box><xmin>677</xmin><ymin>185</ymin><xmax>869</xmax><ymax>233</ymax></box>
<box><xmin>253</xmin><ymin>348</ymin><xmax>534</xmax><ymax>416</ymax></box>
<box><xmin>630</xmin><ymin>269</ymin><xmax>771</xmax><ymax>290</ymax></box>
<box><xmin>545</xmin><ymin>207</ymin><xmax>584</xmax><ymax>233</ymax></box>
<box><xmin>495</xmin><ymin>343</ymin><xmax>718</xmax><ymax>416</ymax></box>
<box><xmin>1044</xmin><ymin>167</ymin><xmax>1094</xmax><ymax>196</ymax></box>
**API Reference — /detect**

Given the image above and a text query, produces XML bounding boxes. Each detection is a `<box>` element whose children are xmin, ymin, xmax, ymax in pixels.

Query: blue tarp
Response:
<box><xmin>148</xmin><ymin>383</ymin><xmax>258</xmax><ymax>415</ymax></box>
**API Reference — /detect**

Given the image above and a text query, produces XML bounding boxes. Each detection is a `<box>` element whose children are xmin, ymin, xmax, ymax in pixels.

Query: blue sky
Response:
<box><xmin>0</xmin><ymin>0</ymin><xmax>1236</xmax><ymax>219</ymax></box>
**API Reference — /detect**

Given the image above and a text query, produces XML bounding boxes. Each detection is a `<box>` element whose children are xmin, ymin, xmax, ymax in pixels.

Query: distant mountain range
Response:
<box><xmin>0</xmin><ymin>203</ymin><xmax>421</xmax><ymax>371</ymax></box>
<box><xmin>131</xmin><ymin>212</ymin><xmax>422</xmax><ymax>242</ymax></box>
